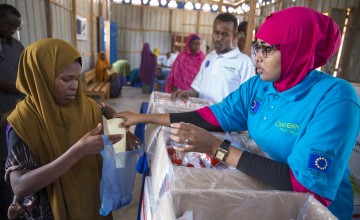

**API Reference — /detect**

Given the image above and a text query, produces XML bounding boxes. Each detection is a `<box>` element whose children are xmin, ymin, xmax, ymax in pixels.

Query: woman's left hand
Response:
<box><xmin>170</xmin><ymin>122</ymin><xmax>222</xmax><ymax>155</ymax></box>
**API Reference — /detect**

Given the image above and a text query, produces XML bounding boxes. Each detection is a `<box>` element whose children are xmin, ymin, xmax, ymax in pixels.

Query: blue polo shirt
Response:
<box><xmin>210</xmin><ymin>70</ymin><xmax>360</xmax><ymax>219</ymax></box>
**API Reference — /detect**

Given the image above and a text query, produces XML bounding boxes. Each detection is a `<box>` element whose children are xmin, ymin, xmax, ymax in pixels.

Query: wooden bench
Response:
<box><xmin>81</xmin><ymin>69</ymin><xmax>110</xmax><ymax>101</ymax></box>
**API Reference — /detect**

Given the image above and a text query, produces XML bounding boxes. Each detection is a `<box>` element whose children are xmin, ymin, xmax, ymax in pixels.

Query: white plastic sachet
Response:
<box><xmin>106</xmin><ymin>118</ymin><xmax>126</xmax><ymax>153</ymax></box>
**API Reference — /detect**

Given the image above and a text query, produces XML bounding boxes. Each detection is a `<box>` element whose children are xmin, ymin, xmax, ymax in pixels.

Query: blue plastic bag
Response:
<box><xmin>99</xmin><ymin>135</ymin><xmax>142</xmax><ymax>216</ymax></box>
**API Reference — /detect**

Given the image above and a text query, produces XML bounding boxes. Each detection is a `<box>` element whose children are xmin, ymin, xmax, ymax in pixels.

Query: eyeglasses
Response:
<box><xmin>253</xmin><ymin>42</ymin><xmax>280</xmax><ymax>58</ymax></box>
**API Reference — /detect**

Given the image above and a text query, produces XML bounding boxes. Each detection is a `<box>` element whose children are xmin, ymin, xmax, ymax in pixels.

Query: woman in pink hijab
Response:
<box><xmin>165</xmin><ymin>34</ymin><xmax>205</xmax><ymax>93</ymax></box>
<box><xmin>115</xmin><ymin>7</ymin><xmax>359</xmax><ymax>219</ymax></box>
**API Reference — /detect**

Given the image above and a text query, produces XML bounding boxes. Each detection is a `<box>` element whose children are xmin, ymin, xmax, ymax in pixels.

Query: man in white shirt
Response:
<box><xmin>161</xmin><ymin>51</ymin><xmax>175</xmax><ymax>72</ymax></box>
<box><xmin>172</xmin><ymin>13</ymin><xmax>255</xmax><ymax>104</ymax></box>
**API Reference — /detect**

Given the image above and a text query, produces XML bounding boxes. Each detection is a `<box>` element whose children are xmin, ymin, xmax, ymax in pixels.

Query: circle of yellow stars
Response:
<box><xmin>315</xmin><ymin>157</ymin><xmax>328</xmax><ymax>170</ymax></box>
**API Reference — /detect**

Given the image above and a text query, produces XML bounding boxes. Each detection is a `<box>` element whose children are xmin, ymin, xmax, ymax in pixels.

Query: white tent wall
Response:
<box><xmin>112</xmin><ymin>4</ymin><xmax>220</xmax><ymax>70</ymax></box>
<box><xmin>51</xmin><ymin>3</ymin><xmax>72</xmax><ymax>44</ymax></box>
<box><xmin>1</xmin><ymin>0</ymin><xmax>359</xmax><ymax>82</ymax></box>
<box><xmin>112</xmin><ymin>0</ymin><xmax>360</xmax><ymax>82</ymax></box>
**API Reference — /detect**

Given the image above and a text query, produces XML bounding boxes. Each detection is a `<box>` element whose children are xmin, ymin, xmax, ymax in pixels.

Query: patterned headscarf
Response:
<box><xmin>8</xmin><ymin>38</ymin><xmax>105</xmax><ymax>219</ymax></box>
<box><xmin>256</xmin><ymin>7</ymin><xmax>341</xmax><ymax>92</ymax></box>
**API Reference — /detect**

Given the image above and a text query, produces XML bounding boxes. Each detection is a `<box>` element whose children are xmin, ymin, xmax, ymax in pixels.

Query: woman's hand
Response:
<box><xmin>170</xmin><ymin>122</ymin><xmax>221</xmax><ymax>155</ymax></box>
<box><xmin>74</xmin><ymin>123</ymin><xmax>123</xmax><ymax>156</ymax></box>
<box><xmin>126</xmin><ymin>131</ymin><xmax>142</xmax><ymax>151</ymax></box>
<box><xmin>171</xmin><ymin>90</ymin><xmax>189</xmax><ymax>101</ymax></box>
<box><xmin>113</xmin><ymin>111</ymin><xmax>144</xmax><ymax>127</ymax></box>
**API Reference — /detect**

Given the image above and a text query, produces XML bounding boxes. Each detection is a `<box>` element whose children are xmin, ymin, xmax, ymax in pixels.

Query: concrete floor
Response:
<box><xmin>104</xmin><ymin>86</ymin><xmax>150</xmax><ymax>220</ymax></box>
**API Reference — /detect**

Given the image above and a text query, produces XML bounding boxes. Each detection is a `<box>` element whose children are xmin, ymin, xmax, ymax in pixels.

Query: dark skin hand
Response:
<box><xmin>170</xmin><ymin>88</ymin><xmax>199</xmax><ymax>101</ymax></box>
<box><xmin>126</xmin><ymin>130</ymin><xmax>142</xmax><ymax>151</ymax></box>
<box><xmin>114</xmin><ymin>111</ymin><xmax>243</xmax><ymax>167</ymax></box>
<box><xmin>170</xmin><ymin>122</ymin><xmax>221</xmax><ymax>155</ymax></box>
<box><xmin>7</xmin><ymin>202</ymin><xmax>24</xmax><ymax>220</ymax></box>
<box><xmin>170</xmin><ymin>122</ymin><xmax>243</xmax><ymax>167</ymax></box>
<box><xmin>9</xmin><ymin>123</ymin><xmax>123</xmax><ymax>199</ymax></box>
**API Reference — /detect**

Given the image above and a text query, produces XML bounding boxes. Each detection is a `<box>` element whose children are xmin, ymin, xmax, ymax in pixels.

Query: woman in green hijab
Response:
<box><xmin>5</xmin><ymin>38</ymin><xmax>122</xmax><ymax>219</ymax></box>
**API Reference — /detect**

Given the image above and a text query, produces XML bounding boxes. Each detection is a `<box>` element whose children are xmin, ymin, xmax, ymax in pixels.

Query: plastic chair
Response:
<box><xmin>153</xmin><ymin>70</ymin><xmax>170</xmax><ymax>92</ymax></box>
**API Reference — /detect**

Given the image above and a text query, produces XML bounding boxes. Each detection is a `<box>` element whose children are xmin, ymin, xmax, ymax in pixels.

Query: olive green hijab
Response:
<box><xmin>8</xmin><ymin>38</ymin><xmax>107</xmax><ymax>219</ymax></box>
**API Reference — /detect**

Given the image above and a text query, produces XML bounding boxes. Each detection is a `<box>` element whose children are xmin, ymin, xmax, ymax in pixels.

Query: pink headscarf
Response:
<box><xmin>165</xmin><ymin>33</ymin><xmax>205</xmax><ymax>93</ymax></box>
<box><xmin>139</xmin><ymin>43</ymin><xmax>157</xmax><ymax>84</ymax></box>
<box><xmin>256</xmin><ymin>7</ymin><xmax>341</xmax><ymax>92</ymax></box>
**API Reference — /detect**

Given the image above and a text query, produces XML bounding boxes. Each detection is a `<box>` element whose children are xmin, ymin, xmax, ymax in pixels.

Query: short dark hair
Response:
<box><xmin>238</xmin><ymin>21</ymin><xmax>248</xmax><ymax>37</ymax></box>
<box><xmin>0</xmin><ymin>4</ymin><xmax>21</xmax><ymax>18</ymax></box>
<box><xmin>214</xmin><ymin>13</ymin><xmax>238</xmax><ymax>33</ymax></box>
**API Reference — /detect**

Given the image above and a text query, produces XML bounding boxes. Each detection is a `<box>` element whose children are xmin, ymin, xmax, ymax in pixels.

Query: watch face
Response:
<box><xmin>215</xmin><ymin>150</ymin><xmax>226</xmax><ymax>161</ymax></box>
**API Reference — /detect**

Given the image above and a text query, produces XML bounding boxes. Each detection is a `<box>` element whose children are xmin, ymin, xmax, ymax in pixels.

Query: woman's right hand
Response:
<box><xmin>74</xmin><ymin>123</ymin><xmax>123</xmax><ymax>156</ymax></box>
<box><xmin>113</xmin><ymin>111</ymin><xmax>143</xmax><ymax>127</ymax></box>
<box><xmin>171</xmin><ymin>90</ymin><xmax>189</xmax><ymax>101</ymax></box>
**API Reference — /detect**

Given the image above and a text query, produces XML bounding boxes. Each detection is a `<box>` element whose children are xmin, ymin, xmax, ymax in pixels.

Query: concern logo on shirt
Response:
<box><xmin>223</xmin><ymin>66</ymin><xmax>236</xmax><ymax>73</ymax></box>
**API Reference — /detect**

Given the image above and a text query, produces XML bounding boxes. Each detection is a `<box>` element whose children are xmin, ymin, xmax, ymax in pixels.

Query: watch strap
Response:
<box><xmin>215</xmin><ymin>139</ymin><xmax>231</xmax><ymax>162</ymax></box>
<box><xmin>219</xmin><ymin>139</ymin><xmax>231</xmax><ymax>151</ymax></box>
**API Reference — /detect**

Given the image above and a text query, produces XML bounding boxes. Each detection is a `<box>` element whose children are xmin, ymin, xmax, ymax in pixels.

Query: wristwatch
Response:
<box><xmin>214</xmin><ymin>139</ymin><xmax>231</xmax><ymax>162</ymax></box>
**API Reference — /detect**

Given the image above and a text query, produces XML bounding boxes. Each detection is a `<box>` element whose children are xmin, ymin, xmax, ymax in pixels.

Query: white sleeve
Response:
<box><xmin>191</xmin><ymin>60</ymin><xmax>205</xmax><ymax>92</ymax></box>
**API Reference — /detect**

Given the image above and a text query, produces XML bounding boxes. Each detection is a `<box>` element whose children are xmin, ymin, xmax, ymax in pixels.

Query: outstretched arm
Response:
<box><xmin>114</xmin><ymin>111</ymin><xmax>171</xmax><ymax>127</ymax></box>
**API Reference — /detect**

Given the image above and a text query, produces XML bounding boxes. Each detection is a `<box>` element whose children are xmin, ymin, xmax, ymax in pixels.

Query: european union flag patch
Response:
<box><xmin>250</xmin><ymin>99</ymin><xmax>261</xmax><ymax>114</ymax></box>
<box><xmin>307</xmin><ymin>153</ymin><xmax>332</xmax><ymax>174</ymax></box>
<box><xmin>205</xmin><ymin>60</ymin><xmax>210</xmax><ymax>68</ymax></box>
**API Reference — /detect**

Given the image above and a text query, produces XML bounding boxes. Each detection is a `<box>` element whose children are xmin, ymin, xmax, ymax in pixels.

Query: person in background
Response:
<box><xmin>0</xmin><ymin>4</ymin><xmax>24</xmax><ymax>219</ymax></box>
<box><xmin>237</xmin><ymin>21</ymin><xmax>247</xmax><ymax>53</ymax></box>
<box><xmin>139</xmin><ymin>43</ymin><xmax>157</xmax><ymax>94</ymax></box>
<box><xmin>161</xmin><ymin>51</ymin><xmax>173</xmax><ymax>72</ymax></box>
<box><xmin>114</xmin><ymin>7</ymin><xmax>359</xmax><ymax>219</ymax></box>
<box><xmin>237</xmin><ymin>21</ymin><xmax>256</xmax><ymax>69</ymax></box>
<box><xmin>172</xmin><ymin>13</ymin><xmax>255</xmax><ymax>104</ymax></box>
<box><xmin>165</xmin><ymin>33</ymin><xmax>206</xmax><ymax>93</ymax></box>
<box><xmin>95</xmin><ymin>51</ymin><xmax>111</xmax><ymax>82</ymax></box>
<box><xmin>112</xmin><ymin>59</ymin><xmax>131</xmax><ymax>79</ymax></box>
<box><xmin>153</xmin><ymin>47</ymin><xmax>159</xmax><ymax>58</ymax></box>
<box><xmin>5</xmin><ymin>38</ymin><xmax>122</xmax><ymax>219</ymax></box>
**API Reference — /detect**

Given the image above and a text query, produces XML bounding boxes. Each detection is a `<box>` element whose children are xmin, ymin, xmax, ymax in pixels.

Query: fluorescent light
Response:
<box><xmin>168</xmin><ymin>0</ymin><xmax>177</xmax><ymax>8</ymax></box>
<box><xmin>132</xmin><ymin>0</ymin><xmax>141</xmax><ymax>5</ymax></box>
<box><xmin>149</xmin><ymin>0</ymin><xmax>159</xmax><ymax>6</ymax></box>
<box><xmin>184</xmin><ymin>2</ymin><xmax>193</xmax><ymax>10</ymax></box>
<box><xmin>195</xmin><ymin>3</ymin><xmax>201</xmax><ymax>9</ymax></box>
<box><xmin>212</xmin><ymin>4</ymin><xmax>218</xmax><ymax>11</ymax></box>
<box><xmin>202</xmin><ymin>3</ymin><xmax>211</xmax><ymax>11</ymax></box>
<box><xmin>236</xmin><ymin>7</ymin><xmax>243</xmax><ymax>14</ymax></box>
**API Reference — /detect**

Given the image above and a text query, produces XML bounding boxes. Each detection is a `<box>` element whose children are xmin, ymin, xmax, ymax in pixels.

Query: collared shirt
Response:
<box><xmin>191</xmin><ymin>47</ymin><xmax>255</xmax><ymax>104</ymax></box>
<box><xmin>210</xmin><ymin>70</ymin><xmax>360</xmax><ymax>218</ymax></box>
<box><xmin>0</xmin><ymin>37</ymin><xmax>24</xmax><ymax>112</ymax></box>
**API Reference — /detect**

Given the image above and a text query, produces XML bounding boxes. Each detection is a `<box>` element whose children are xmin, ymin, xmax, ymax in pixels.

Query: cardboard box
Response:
<box><xmin>153</xmin><ymin>189</ymin><xmax>337</xmax><ymax>220</ymax></box>
<box><xmin>150</xmin><ymin>127</ymin><xmax>274</xmax><ymax>204</ymax></box>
